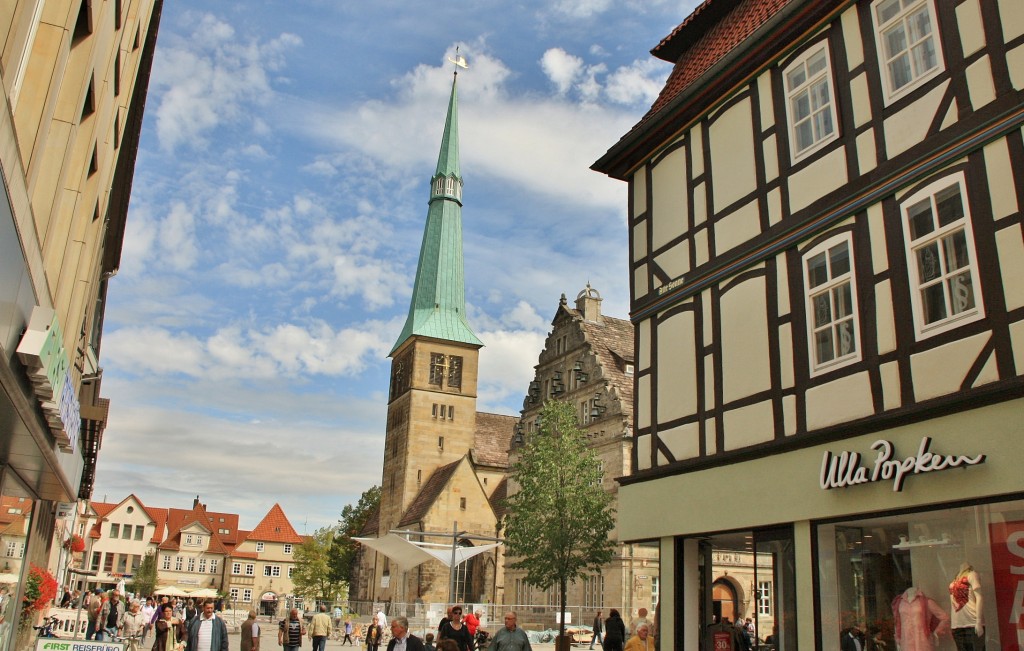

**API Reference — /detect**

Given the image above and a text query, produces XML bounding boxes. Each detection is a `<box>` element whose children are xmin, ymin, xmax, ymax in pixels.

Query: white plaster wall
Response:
<box><xmin>804</xmin><ymin>371</ymin><xmax>873</xmax><ymax>430</ymax></box>
<box><xmin>660</xmin><ymin>421</ymin><xmax>701</xmax><ymax>461</ymax></box>
<box><xmin>788</xmin><ymin>147</ymin><xmax>847</xmax><ymax>213</ymax></box>
<box><xmin>656</xmin><ymin>239</ymin><xmax>691</xmax><ymax>280</ymax></box>
<box><xmin>633</xmin><ymin>166</ymin><xmax>647</xmax><ymax>216</ymax></box>
<box><xmin>996</xmin><ymin>223</ymin><xmax>1024</xmax><ymax>312</ymax></box>
<box><xmin>723</xmin><ymin>399</ymin><xmax>774</xmax><ymax>450</ymax></box>
<box><xmin>883</xmin><ymin>82</ymin><xmax>948</xmax><ymax>157</ymax></box>
<box><xmin>710</xmin><ymin>99</ymin><xmax>757</xmax><ymax>209</ymax></box>
<box><xmin>984</xmin><ymin>137</ymin><xmax>1018</xmax><ymax>219</ymax></box>
<box><xmin>1009</xmin><ymin>43</ymin><xmax>1024</xmax><ymax>90</ymax></box>
<box><xmin>841</xmin><ymin>6</ymin><xmax>864</xmax><ymax>68</ymax></box>
<box><xmin>1002</xmin><ymin>0</ymin><xmax>1024</xmax><ymax>40</ymax></box>
<box><xmin>657</xmin><ymin>310</ymin><xmax>699</xmax><ymax>422</ymax></box>
<box><xmin>714</xmin><ymin>199</ymin><xmax>761</xmax><ymax>255</ymax></box>
<box><xmin>966</xmin><ymin>56</ymin><xmax>996</xmax><ymax>109</ymax></box>
<box><xmin>720</xmin><ymin>275</ymin><xmax>772</xmax><ymax>403</ymax></box>
<box><xmin>910</xmin><ymin>332</ymin><xmax>991</xmax><ymax>401</ymax></box>
<box><xmin>651</xmin><ymin>146</ymin><xmax>688</xmax><ymax>251</ymax></box>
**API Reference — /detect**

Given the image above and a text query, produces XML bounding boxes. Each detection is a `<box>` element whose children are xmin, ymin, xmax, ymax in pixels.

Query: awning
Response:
<box><xmin>355</xmin><ymin>534</ymin><xmax>502</xmax><ymax>571</ymax></box>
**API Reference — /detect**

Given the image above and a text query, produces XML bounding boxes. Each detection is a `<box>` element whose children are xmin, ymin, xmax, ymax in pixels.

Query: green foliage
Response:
<box><xmin>293</xmin><ymin>526</ymin><xmax>346</xmax><ymax>604</ymax></box>
<box><xmin>331</xmin><ymin>485</ymin><xmax>381</xmax><ymax>586</ymax></box>
<box><xmin>503</xmin><ymin>400</ymin><xmax>615</xmax><ymax>640</ymax></box>
<box><xmin>129</xmin><ymin>551</ymin><xmax>158</xmax><ymax>598</ymax></box>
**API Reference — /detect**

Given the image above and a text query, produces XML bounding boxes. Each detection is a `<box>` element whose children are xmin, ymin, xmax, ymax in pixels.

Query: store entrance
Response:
<box><xmin>699</xmin><ymin>527</ymin><xmax>796</xmax><ymax>651</ymax></box>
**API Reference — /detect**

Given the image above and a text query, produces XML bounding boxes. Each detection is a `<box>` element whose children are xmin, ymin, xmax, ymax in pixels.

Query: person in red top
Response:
<box><xmin>463</xmin><ymin>611</ymin><xmax>480</xmax><ymax>637</ymax></box>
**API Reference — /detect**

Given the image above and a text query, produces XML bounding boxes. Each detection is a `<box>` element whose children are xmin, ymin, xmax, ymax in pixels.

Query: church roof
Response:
<box><xmin>488</xmin><ymin>477</ymin><xmax>509</xmax><ymax>521</ymax></box>
<box><xmin>473</xmin><ymin>412</ymin><xmax>517</xmax><ymax>468</ymax></box>
<box><xmin>391</xmin><ymin>77</ymin><xmax>482</xmax><ymax>354</ymax></box>
<box><xmin>357</xmin><ymin>504</ymin><xmax>380</xmax><ymax>537</ymax></box>
<box><xmin>398</xmin><ymin>459</ymin><xmax>463</xmax><ymax>527</ymax></box>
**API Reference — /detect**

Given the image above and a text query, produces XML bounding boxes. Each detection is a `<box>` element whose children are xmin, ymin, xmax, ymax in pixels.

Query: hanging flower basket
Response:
<box><xmin>63</xmin><ymin>534</ymin><xmax>86</xmax><ymax>553</ymax></box>
<box><xmin>21</xmin><ymin>563</ymin><xmax>58</xmax><ymax>617</ymax></box>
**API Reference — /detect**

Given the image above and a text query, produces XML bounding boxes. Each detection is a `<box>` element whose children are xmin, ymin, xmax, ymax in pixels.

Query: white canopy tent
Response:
<box><xmin>354</xmin><ymin>533</ymin><xmax>501</xmax><ymax>570</ymax></box>
<box><xmin>355</xmin><ymin>526</ymin><xmax>504</xmax><ymax>602</ymax></box>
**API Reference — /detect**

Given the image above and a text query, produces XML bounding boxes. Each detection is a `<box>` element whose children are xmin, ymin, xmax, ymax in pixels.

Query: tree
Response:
<box><xmin>292</xmin><ymin>526</ymin><xmax>346</xmax><ymax>605</ymax></box>
<box><xmin>129</xmin><ymin>551</ymin><xmax>158</xmax><ymax>598</ymax></box>
<box><xmin>331</xmin><ymin>485</ymin><xmax>381</xmax><ymax>586</ymax></box>
<box><xmin>503</xmin><ymin>400</ymin><xmax>616</xmax><ymax>646</ymax></box>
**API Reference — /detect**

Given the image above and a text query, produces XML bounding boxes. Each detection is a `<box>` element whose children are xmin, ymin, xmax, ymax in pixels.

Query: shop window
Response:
<box><xmin>871</xmin><ymin>0</ymin><xmax>944</xmax><ymax>104</ymax></box>
<box><xmin>900</xmin><ymin>173</ymin><xmax>983</xmax><ymax>339</ymax></box>
<box><xmin>817</xmin><ymin>499</ymin><xmax>1024</xmax><ymax>651</ymax></box>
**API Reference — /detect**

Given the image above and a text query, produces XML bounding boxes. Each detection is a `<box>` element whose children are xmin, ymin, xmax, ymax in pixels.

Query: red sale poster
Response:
<box><xmin>988</xmin><ymin>520</ymin><xmax>1024</xmax><ymax>651</ymax></box>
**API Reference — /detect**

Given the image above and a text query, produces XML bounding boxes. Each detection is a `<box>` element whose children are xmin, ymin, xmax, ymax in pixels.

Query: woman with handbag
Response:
<box><xmin>153</xmin><ymin>604</ymin><xmax>186</xmax><ymax>651</ymax></box>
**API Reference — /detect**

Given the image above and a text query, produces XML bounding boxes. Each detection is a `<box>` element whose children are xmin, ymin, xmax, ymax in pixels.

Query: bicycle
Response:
<box><xmin>33</xmin><ymin>615</ymin><xmax>61</xmax><ymax>638</ymax></box>
<box><xmin>115</xmin><ymin>632</ymin><xmax>144</xmax><ymax>651</ymax></box>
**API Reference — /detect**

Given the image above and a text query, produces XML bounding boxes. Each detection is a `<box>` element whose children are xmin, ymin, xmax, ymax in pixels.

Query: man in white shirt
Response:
<box><xmin>186</xmin><ymin>600</ymin><xmax>228</xmax><ymax>651</ymax></box>
<box><xmin>141</xmin><ymin>598</ymin><xmax>157</xmax><ymax>645</ymax></box>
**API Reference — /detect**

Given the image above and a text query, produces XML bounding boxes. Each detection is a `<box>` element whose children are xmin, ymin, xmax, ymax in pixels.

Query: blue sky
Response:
<box><xmin>92</xmin><ymin>0</ymin><xmax>697</xmax><ymax>532</ymax></box>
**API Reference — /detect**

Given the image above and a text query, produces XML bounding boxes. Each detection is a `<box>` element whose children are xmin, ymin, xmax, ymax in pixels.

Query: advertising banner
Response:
<box><xmin>36</xmin><ymin>641</ymin><xmax>125</xmax><ymax>651</ymax></box>
<box><xmin>988</xmin><ymin>519</ymin><xmax>1024</xmax><ymax>651</ymax></box>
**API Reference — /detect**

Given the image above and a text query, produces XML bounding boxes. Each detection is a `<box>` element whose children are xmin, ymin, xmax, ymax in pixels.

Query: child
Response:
<box><xmin>424</xmin><ymin>633</ymin><xmax>436</xmax><ymax>651</ymax></box>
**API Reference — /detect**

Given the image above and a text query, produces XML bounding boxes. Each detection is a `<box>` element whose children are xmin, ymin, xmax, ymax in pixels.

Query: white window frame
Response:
<box><xmin>210</xmin><ymin>559</ymin><xmax>218</xmax><ymax>574</ymax></box>
<box><xmin>264</xmin><ymin>565</ymin><xmax>281</xmax><ymax>577</ymax></box>
<box><xmin>783</xmin><ymin>41</ymin><xmax>839</xmax><ymax>161</ymax></box>
<box><xmin>900</xmin><ymin>172</ymin><xmax>983</xmax><ymax>339</ymax></box>
<box><xmin>175</xmin><ymin>557</ymin><xmax>183</xmax><ymax>571</ymax></box>
<box><xmin>871</xmin><ymin>0</ymin><xmax>944</xmax><ymax>104</ymax></box>
<box><xmin>162</xmin><ymin>555</ymin><xmax>172</xmax><ymax>571</ymax></box>
<box><xmin>243</xmin><ymin>588</ymin><xmax>252</xmax><ymax>602</ymax></box>
<box><xmin>757</xmin><ymin>581</ymin><xmax>772</xmax><ymax>616</ymax></box>
<box><xmin>288</xmin><ymin>566</ymin><xmax>294</xmax><ymax>578</ymax></box>
<box><xmin>232</xmin><ymin>562</ymin><xmax>242</xmax><ymax>575</ymax></box>
<box><xmin>187</xmin><ymin>557</ymin><xmax>196</xmax><ymax>572</ymax></box>
<box><xmin>802</xmin><ymin>232</ymin><xmax>862</xmax><ymax>376</ymax></box>
<box><xmin>198</xmin><ymin>558</ymin><xmax>207</xmax><ymax>573</ymax></box>
<box><xmin>283</xmin><ymin>544</ymin><xmax>292</xmax><ymax>554</ymax></box>
<box><xmin>245</xmin><ymin>563</ymin><xmax>255</xmax><ymax>576</ymax></box>
<box><xmin>255</xmin><ymin>542</ymin><xmax>264</xmax><ymax>552</ymax></box>
<box><xmin>229</xmin><ymin>588</ymin><xmax>239</xmax><ymax>601</ymax></box>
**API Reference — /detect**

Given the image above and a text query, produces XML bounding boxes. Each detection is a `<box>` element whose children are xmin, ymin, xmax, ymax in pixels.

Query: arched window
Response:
<box><xmin>452</xmin><ymin>539</ymin><xmax>475</xmax><ymax>603</ymax></box>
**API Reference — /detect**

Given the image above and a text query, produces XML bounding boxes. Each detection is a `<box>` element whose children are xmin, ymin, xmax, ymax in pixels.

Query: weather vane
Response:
<box><xmin>447</xmin><ymin>46</ymin><xmax>468</xmax><ymax>78</ymax></box>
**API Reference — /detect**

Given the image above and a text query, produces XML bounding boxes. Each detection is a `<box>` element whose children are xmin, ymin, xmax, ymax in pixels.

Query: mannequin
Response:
<box><xmin>949</xmin><ymin>564</ymin><xmax>984</xmax><ymax>651</ymax></box>
<box><xmin>892</xmin><ymin>587</ymin><xmax>950</xmax><ymax>651</ymax></box>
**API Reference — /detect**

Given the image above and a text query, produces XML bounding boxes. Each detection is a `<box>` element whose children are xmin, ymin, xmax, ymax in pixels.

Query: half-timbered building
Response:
<box><xmin>593</xmin><ymin>1</ymin><xmax>1024</xmax><ymax>650</ymax></box>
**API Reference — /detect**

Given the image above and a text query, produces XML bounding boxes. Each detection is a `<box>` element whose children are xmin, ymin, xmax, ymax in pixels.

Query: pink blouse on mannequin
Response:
<box><xmin>892</xmin><ymin>588</ymin><xmax>950</xmax><ymax>651</ymax></box>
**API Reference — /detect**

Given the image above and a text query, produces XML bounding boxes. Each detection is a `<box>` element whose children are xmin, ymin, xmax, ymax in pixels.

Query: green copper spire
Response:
<box><xmin>391</xmin><ymin>75</ymin><xmax>482</xmax><ymax>355</ymax></box>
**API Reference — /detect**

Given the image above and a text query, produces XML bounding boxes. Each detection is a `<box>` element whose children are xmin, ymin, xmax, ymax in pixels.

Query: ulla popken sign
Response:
<box><xmin>820</xmin><ymin>436</ymin><xmax>985</xmax><ymax>492</ymax></box>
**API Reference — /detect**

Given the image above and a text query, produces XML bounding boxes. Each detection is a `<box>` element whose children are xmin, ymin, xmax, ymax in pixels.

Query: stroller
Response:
<box><xmin>475</xmin><ymin>629</ymin><xmax>490</xmax><ymax>651</ymax></box>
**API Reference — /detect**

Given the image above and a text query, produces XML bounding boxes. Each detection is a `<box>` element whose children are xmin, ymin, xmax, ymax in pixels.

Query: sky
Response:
<box><xmin>92</xmin><ymin>0</ymin><xmax>699</xmax><ymax>533</ymax></box>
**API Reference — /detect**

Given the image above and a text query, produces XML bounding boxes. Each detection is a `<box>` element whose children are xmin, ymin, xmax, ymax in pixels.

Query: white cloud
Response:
<box><xmin>605</xmin><ymin>58</ymin><xmax>669</xmax><ymax>106</ymax></box>
<box><xmin>550</xmin><ymin>0</ymin><xmax>613</xmax><ymax>18</ymax></box>
<box><xmin>159</xmin><ymin>202</ymin><xmax>199</xmax><ymax>271</ymax></box>
<box><xmin>541</xmin><ymin>48</ymin><xmax>583</xmax><ymax>95</ymax></box>
<box><xmin>152</xmin><ymin>13</ymin><xmax>301</xmax><ymax>151</ymax></box>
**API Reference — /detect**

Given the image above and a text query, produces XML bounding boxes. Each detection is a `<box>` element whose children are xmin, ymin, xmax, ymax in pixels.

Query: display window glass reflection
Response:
<box><xmin>817</xmin><ymin>499</ymin><xmax>1024</xmax><ymax>651</ymax></box>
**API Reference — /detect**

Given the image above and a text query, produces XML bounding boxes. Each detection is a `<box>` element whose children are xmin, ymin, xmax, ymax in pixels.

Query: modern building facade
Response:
<box><xmin>506</xmin><ymin>285</ymin><xmax>659</xmax><ymax>620</ymax></box>
<box><xmin>594</xmin><ymin>1</ymin><xmax>1024</xmax><ymax>651</ymax></box>
<box><xmin>1</xmin><ymin>0</ymin><xmax>162</xmax><ymax>644</ymax></box>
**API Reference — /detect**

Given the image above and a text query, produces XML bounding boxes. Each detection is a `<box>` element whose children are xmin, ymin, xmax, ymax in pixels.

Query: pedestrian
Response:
<box><xmin>630</xmin><ymin>609</ymin><xmax>649</xmax><ymax>637</ymax></box>
<box><xmin>186</xmin><ymin>599</ymin><xmax>229</xmax><ymax>651</ymax></box>
<box><xmin>341</xmin><ymin>619</ymin><xmax>353</xmax><ymax>646</ymax></box>
<box><xmin>153</xmin><ymin>603</ymin><xmax>185</xmax><ymax>651</ymax></box>
<box><xmin>184</xmin><ymin>600</ymin><xmax>198</xmax><ymax>627</ymax></box>
<box><xmin>375</xmin><ymin>610</ymin><xmax>387</xmax><ymax>630</ymax></box>
<box><xmin>241</xmin><ymin>610</ymin><xmax>261</xmax><ymax>651</ymax></box>
<box><xmin>309</xmin><ymin>605</ymin><xmax>332</xmax><ymax>651</ymax></box>
<box><xmin>60</xmin><ymin>589</ymin><xmax>73</xmax><ymax>608</ymax></box>
<box><xmin>386</xmin><ymin>617</ymin><xmax>424</xmax><ymax>651</ymax></box>
<box><xmin>100</xmin><ymin>589</ymin><xmax>126</xmax><ymax>641</ymax></box>
<box><xmin>590</xmin><ymin>611</ymin><xmax>604</xmax><ymax>650</ymax></box>
<box><xmin>623</xmin><ymin>624</ymin><xmax>655</xmax><ymax>651</ymax></box>
<box><xmin>489</xmin><ymin>612</ymin><xmax>531</xmax><ymax>651</ymax></box>
<box><xmin>438</xmin><ymin>606</ymin><xmax>473</xmax><ymax>651</ymax></box>
<box><xmin>424</xmin><ymin>634</ymin><xmax>436</xmax><ymax>651</ymax></box>
<box><xmin>122</xmin><ymin>600</ymin><xmax>148</xmax><ymax>642</ymax></box>
<box><xmin>603</xmin><ymin>609</ymin><xmax>627</xmax><ymax>651</ymax></box>
<box><xmin>365</xmin><ymin>620</ymin><xmax>382</xmax><ymax>651</ymax></box>
<box><xmin>279</xmin><ymin>608</ymin><xmax>306</xmax><ymax>651</ymax></box>
<box><xmin>463</xmin><ymin>611</ymin><xmax>480</xmax><ymax>638</ymax></box>
<box><xmin>142</xmin><ymin>598</ymin><xmax>157</xmax><ymax>644</ymax></box>
<box><xmin>86</xmin><ymin>588</ymin><xmax>105</xmax><ymax>640</ymax></box>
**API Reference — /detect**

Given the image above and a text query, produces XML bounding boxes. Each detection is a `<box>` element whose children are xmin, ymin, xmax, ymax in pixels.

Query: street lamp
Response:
<box><xmin>68</xmin><ymin>567</ymin><xmax>98</xmax><ymax>639</ymax></box>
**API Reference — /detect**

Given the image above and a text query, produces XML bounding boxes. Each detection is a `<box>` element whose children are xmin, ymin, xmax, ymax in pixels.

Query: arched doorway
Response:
<box><xmin>260</xmin><ymin>591</ymin><xmax>278</xmax><ymax>617</ymax></box>
<box><xmin>713</xmin><ymin>579</ymin><xmax>739</xmax><ymax>624</ymax></box>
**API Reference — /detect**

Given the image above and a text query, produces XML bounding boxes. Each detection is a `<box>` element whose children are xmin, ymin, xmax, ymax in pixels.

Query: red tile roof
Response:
<box><xmin>159</xmin><ymin>502</ymin><xmax>229</xmax><ymax>554</ymax></box>
<box><xmin>644</xmin><ymin>0</ymin><xmax>793</xmax><ymax>122</ymax></box>
<box><xmin>88</xmin><ymin>502</ymin><xmax>117</xmax><ymax>539</ymax></box>
<box><xmin>246</xmin><ymin>504</ymin><xmax>304</xmax><ymax>544</ymax></box>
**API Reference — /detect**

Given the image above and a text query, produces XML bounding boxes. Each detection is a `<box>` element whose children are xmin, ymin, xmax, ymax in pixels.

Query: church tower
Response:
<box><xmin>374</xmin><ymin>73</ymin><xmax>485</xmax><ymax>596</ymax></box>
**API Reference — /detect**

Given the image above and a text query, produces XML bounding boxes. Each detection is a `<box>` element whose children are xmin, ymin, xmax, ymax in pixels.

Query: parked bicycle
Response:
<box><xmin>115</xmin><ymin>632</ymin><xmax>144</xmax><ymax>651</ymax></box>
<box><xmin>33</xmin><ymin>615</ymin><xmax>61</xmax><ymax>638</ymax></box>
